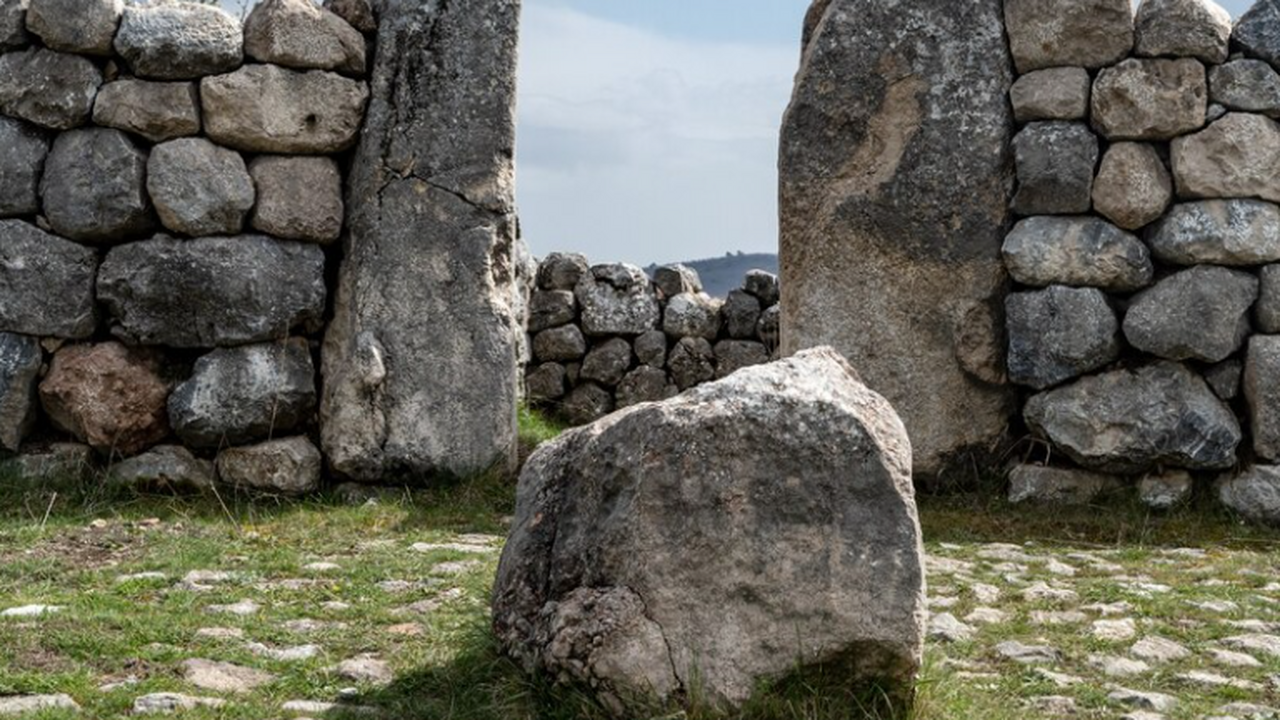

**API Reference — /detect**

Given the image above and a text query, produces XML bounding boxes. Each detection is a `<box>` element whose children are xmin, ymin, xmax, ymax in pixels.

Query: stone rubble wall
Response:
<box><xmin>1002</xmin><ymin>0</ymin><xmax>1280</xmax><ymax>518</ymax></box>
<box><xmin>0</xmin><ymin>0</ymin><xmax>374</xmax><ymax>495</ymax></box>
<box><xmin>523</xmin><ymin>253</ymin><xmax>781</xmax><ymax>426</ymax></box>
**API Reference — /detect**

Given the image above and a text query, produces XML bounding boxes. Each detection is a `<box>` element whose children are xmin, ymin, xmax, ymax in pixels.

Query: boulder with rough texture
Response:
<box><xmin>493</xmin><ymin>348</ymin><xmax>924</xmax><ymax>710</ymax></box>
<box><xmin>1006</xmin><ymin>287</ymin><xmax>1120</xmax><ymax>390</ymax></box>
<box><xmin>1259</xmin><ymin>265</ymin><xmax>1280</xmax><ymax>333</ymax></box>
<box><xmin>0</xmin><ymin>115</ymin><xmax>48</xmax><ymax>217</ymax></box>
<box><xmin>324</xmin><ymin>0</ymin><xmax>375</xmax><ymax>33</ymax></box>
<box><xmin>580</xmin><ymin>338</ymin><xmax>631</xmax><ymax>387</ymax></box>
<box><xmin>1149</xmin><ymin>200</ymin><xmax>1280</xmax><ymax>265</ymax></box>
<box><xmin>537</xmin><ymin>253</ymin><xmax>589</xmax><ymax>291</ymax></box>
<box><xmin>97</xmin><ymin>235</ymin><xmax>326</xmax><ymax>348</ymax></box>
<box><xmin>634</xmin><ymin>329</ymin><xmax>666</xmax><ymax>368</ymax></box>
<box><xmin>652</xmin><ymin>264</ymin><xmax>701</xmax><ymax>299</ymax></box>
<box><xmin>780</xmin><ymin>0</ymin><xmax>1014</xmax><ymax>479</ymax></box>
<box><xmin>1004</xmin><ymin>0</ymin><xmax>1133</xmax><ymax>73</ymax></box>
<box><xmin>1133</xmin><ymin>0</ymin><xmax>1231</xmax><ymax>63</ymax></box>
<box><xmin>1139</xmin><ymin>470</ymin><xmax>1194</xmax><ymax>511</ymax></box>
<box><xmin>525</xmin><ymin>363</ymin><xmax>566</xmax><ymax>402</ymax></box>
<box><xmin>576</xmin><ymin>264</ymin><xmax>660</xmax><ymax>336</ymax></box>
<box><xmin>114</xmin><ymin>3</ymin><xmax>243</xmax><ymax>80</ymax></box>
<box><xmin>38</xmin><ymin>342</ymin><xmax>172</xmax><ymax>457</ymax></box>
<box><xmin>1123</xmin><ymin>266</ymin><xmax>1257</xmax><ymax>363</ymax></box>
<box><xmin>0</xmin><ymin>332</ymin><xmax>40</xmax><ymax>453</ymax></box>
<box><xmin>1246</xmin><ymin>335</ymin><xmax>1280</xmax><ymax>461</ymax></box>
<box><xmin>1217</xmin><ymin>465</ymin><xmax>1280</xmax><ymax>525</ymax></box>
<box><xmin>248</xmin><ymin>156</ymin><xmax>343</xmax><ymax>245</ymax></box>
<box><xmin>1092</xmin><ymin>143</ymin><xmax>1172</xmax><ymax>230</ymax></box>
<box><xmin>714</xmin><ymin>339</ymin><xmax>770</xmax><ymax>378</ymax></box>
<box><xmin>723</xmin><ymin>290</ymin><xmax>762</xmax><ymax>340</ymax></box>
<box><xmin>615</xmin><ymin>366</ymin><xmax>671</xmax><ymax>408</ymax></box>
<box><xmin>202</xmin><ymin>65</ymin><xmax>368</xmax><ymax>154</ymax></box>
<box><xmin>1</xmin><ymin>0</ymin><xmax>27</xmax><ymax>50</ymax></box>
<box><xmin>92</xmin><ymin>80</ymin><xmax>200</xmax><ymax>143</ymax></box>
<box><xmin>1010</xmin><ymin>67</ymin><xmax>1091</xmax><ymax>122</ymax></box>
<box><xmin>532</xmin><ymin>325</ymin><xmax>586</xmax><ymax>362</ymax></box>
<box><xmin>1171</xmin><ymin>113</ymin><xmax>1280</xmax><ymax>202</ymax></box>
<box><xmin>0</xmin><ymin>220</ymin><xmax>97</xmax><ymax>339</ymax></box>
<box><xmin>244</xmin><ymin>0</ymin><xmax>365</xmax><ymax>74</ymax></box>
<box><xmin>668</xmin><ymin>336</ymin><xmax>714</xmax><ymax>390</ymax></box>
<box><xmin>663</xmin><ymin>293</ymin><xmax>722</xmax><ymax>340</ymax></box>
<box><xmin>527</xmin><ymin>290</ymin><xmax>575</xmax><ymax>334</ymax></box>
<box><xmin>0</xmin><ymin>48</ymin><xmax>102</xmax><ymax>129</ymax></box>
<box><xmin>216</xmin><ymin>437</ymin><xmax>322</xmax><ymax>495</ymax></box>
<box><xmin>25</xmin><ymin>0</ymin><xmax>121</xmax><ymax>56</ymax></box>
<box><xmin>169</xmin><ymin>339</ymin><xmax>316</xmax><ymax>449</ymax></box>
<box><xmin>1008</xmin><ymin>465</ymin><xmax>1124</xmax><ymax>505</ymax></box>
<box><xmin>108</xmin><ymin>445</ymin><xmax>214</xmax><ymax>493</ymax></box>
<box><xmin>1012</xmin><ymin>122</ymin><xmax>1098</xmax><ymax>215</ymax></box>
<box><xmin>1209</xmin><ymin>60</ymin><xmax>1280</xmax><ymax>116</ymax></box>
<box><xmin>1024</xmin><ymin>361</ymin><xmax>1240</xmax><ymax>473</ymax></box>
<box><xmin>148</xmin><ymin>138</ymin><xmax>254</xmax><ymax>237</ymax></box>
<box><xmin>1232</xmin><ymin>0</ymin><xmax>1280</xmax><ymax>70</ymax></box>
<box><xmin>1002</xmin><ymin>216</ymin><xmax>1152</xmax><ymax>291</ymax></box>
<box><xmin>321</xmin><ymin>0</ymin><xmax>523</xmax><ymax>482</ymax></box>
<box><xmin>743</xmin><ymin>270</ymin><xmax>780</xmax><ymax>306</ymax></box>
<box><xmin>40</xmin><ymin>127</ymin><xmax>153</xmax><ymax>244</ymax></box>
<box><xmin>1091</xmin><ymin>59</ymin><xmax>1206</xmax><ymax>141</ymax></box>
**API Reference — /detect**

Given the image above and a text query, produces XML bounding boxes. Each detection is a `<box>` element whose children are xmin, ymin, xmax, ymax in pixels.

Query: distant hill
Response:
<box><xmin>646</xmin><ymin>252</ymin><xmax>779</xmax><ymax>298</ymax></box>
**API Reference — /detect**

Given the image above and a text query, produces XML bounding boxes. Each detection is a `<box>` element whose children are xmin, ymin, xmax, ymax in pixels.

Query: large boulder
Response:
<box><xmin>779</xmin><ymin>0</ymin><xmax>1015</xmax><ymax>479</ymax></box>
<box><xmin>1148</xmin><ymin>199</ymin><xmax>1280</xmax><ymax>265</ymax></box>
<box><xmin>0</xmin><ymin>332</ymin><xmax>41</xmax><ymax>453</ymax></box>
<box><xmin>97</xmin><ymin>235</ymin><xmax>326</xmax><ymax>348</ymax></box>
<box><xmin>1024</xmin><ymin>361</ymin><xmax>1241</xmax><ymax>473</ymax></box>
<box><xmin>493</xmin><ymin>348</ymin><xmax>925</xmax><ymax>711</ymax></box>
<box><xmin>215</xmin><ymin>436</ymin><xmax>321</xmax><ymax>496</ymax></box>
<box><xmin>1004</xmin><ymin>0</ymin><xmax>1133</xmax><ymax>73</ymax></box>
<box><xmin>247</xmin><ymin>156</ymin><xmax>343</xmax><ymax>245</ymax></box>
<box><xmin>25</xmin><ymin>0</ymin><xmax>121</xmax><ymax>56</ymax></box>
<box><xmin>575</xmin><ymin>264</ymin><xmax>660</xmax><ymax>336</ymax></box>
<box><xmin>1123</xmin><ymin>266</ymin><xmax>1257</xmax><ymax>363</ymax></box>
<box><xmin>92</xmin><ymin>79</ymin><xmax>201</xmax><ymax>143</ymax></box>
<box><xmin>321</xmin><ymin>0</ymin><xmax>523</xmax><ymax>482</ymax></box>
<box><xmin>1245</xmin><ymin>335</ymin><xmax>1280</xmax><ymax>461</ymax></box>
<box><xmin>0</xmin><ymin>48</ymin><xmax>102</xmax><ymax>130</ymax></box>
<box><xmin>114</xmin><ymin>3</ymin><xmax>243</xmax><ymax>80</ymax></box>
<box><xmin>1171</xmin><ymin>113</ymin><xmax>1280</xmax><ymax>202</ymax></box>
<box><xmin>201</xmin><ymin>65</ymin><xmax>368</xmax><ymax>154</ymax></box>
<box><xmin>40</xmin><ymin>127</ymin><xmax>154</xmax><ymax>244</ymax></box>
<box><xmin>1232</xmin><ymin>0</ymin><xmax>1280</xmax><ymax>70</ymax></box>
<box><xmin>0</xmin><ymin>116</ymin><xmax>48</xmax><ymax>218</ymax></box>
<box><xmin>1002</xmin><ymin>216</ymin><xmax>1152</xmax><ymax>291</ymax></box>
<box><xmin>1006</xmin><ymin>286</ymin><xmax>1120</xmax><ymax>390</ymax></box>
<box><xmin>244</xmin><ymin>0</ymin><xmax>365</xmax><ymax>75</ymax></box>
<box><xmin>147</xmin><ymin>138</ymin><xmax>254</xmax><ymax>237</ymax></box>
<box><xmin>1011</xmin><ymin>121</ymin><xmax>1098</xmax><ymax>216</ymax></box>
<box><xmin>168</xmin><ymin>339</ymin><xmax>316</xmax><ymax>449</ymax></box>
<box><xmin>1133</xmin><ymin>0</ymin><xmax>1231</xmax><ymax>64</ymax></box>
<box><xmin>0</xmin><ymin>220</ymin><xmax>97</xmax><ymax>339</ymax></box>
<box><xmin>1091</xmin><ymin>58</ymin><xmax>1207</xmax><ymax>141</ymax></box>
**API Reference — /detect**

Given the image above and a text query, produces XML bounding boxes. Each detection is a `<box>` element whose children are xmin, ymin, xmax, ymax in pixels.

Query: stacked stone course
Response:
<box><xmin>0</xmin><ymin>0</ymin><xmax>373</xmax><ymax>494</ymax></box>
<box><xmin>524</xmin><ymin>253</ymin><xmax>781</xmax><ymax>426</ymax></box>
<box><xmin>1002</xmin><ymin>0</ymin><xmax>1280</xmax><ymax>516</ymax></box>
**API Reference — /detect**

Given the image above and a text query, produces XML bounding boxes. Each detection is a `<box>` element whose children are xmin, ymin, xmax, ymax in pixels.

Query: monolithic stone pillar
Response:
<box><xmin>779</xmin><ymin>0</ymin><xmax>1017</xmax><ymax>480</ymax></box>
<box><xmin>322</xmin><ymin>0</ymin><xmax>524</xmax><ymax>482</ymax></box>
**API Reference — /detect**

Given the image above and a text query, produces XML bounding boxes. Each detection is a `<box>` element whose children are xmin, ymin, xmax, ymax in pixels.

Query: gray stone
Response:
<box><xmin>216</xmin><ymin>437</ymin><xmax>321</xmax><ymax>496</ymax></box>
<box><xmin>1232</xmin><ymin>0</ymin><xmax>1280</xmax><ymax>70</ymax></box>
<box><xmin>525</xmin><ymin>363</ymin><xmax>566</xmax><ymax>402</ymax></box>
<box><xmin>743</xmin><ymin>269</ymin><xmax>779</xmax><ymax>307</ymax></box>
<box><xmin>1004</xmin><ymin>0</ymin><xmax>1134</xmax><ymax>73</ymax></box>
<box><xmin>663</xmin><ymin>293</ymin><xmax>722</xmax><ymax>340</ymax></box>
<box><xmin>580</xmin><ymin>338</ymin><xmax>632</xmax><ymax>387</ymax></box>
<box><xmin>181</xmin><ymin>658</ymin><xmax>275</xmax><ymax>694</ymax></box>
<box><xmin>1260</xmin><ymin>265</ymin><xmax>1280</xmax><ymax>333</ymax></box>
<box><xmin>1150</xmin><ymin>200</ymin><xmax>1280</xmax><ymax>265</ymax></box>
<box><xmin>723</xmin><ymin>290</ymin><xmax>762</xmax><ymax>340</ymax></box>
<box><xmin>0</xmin><ymin>0</ymin><xmax>27</xmax><ymax>50</ymax></box>
<box><xmin>320</xmin><ymin>0</ymin><xmax>522</xmax><ymax>483</ymax></box>
<box><xmin>324</xmin><ymin>0</ymin><xmax>375</xmax><ymax>33</ymax></box>
<box><xmin>247</xmin><ymin>155</ymin><xmax>343</xmax><ymax>245</ymax></box>
<box><xmin>0</xmin><ymin>695</ymin><xmax>80</xmax><ymax>715</ymax></box>
<box><xmin>1209</xmin><ymin>60</ymin><xmax>1280</xmax><ymax>116</ymax></box>
<box><xmin>41</xmin><ymin>127</ymin><xmax>153</xmax><ymax>244</ymax></box>
<box><xmin>1134</xmin><ymin>0</ymin><xmax>1232</xmax><ymax>64</ymax></box>
<box><xmin>652</xmin><ymin>264</ymin><xmax>702</xmax><ymax>299</ymax></box>
<box><xmin>0</xmin><ymin>116</ymin><xmax>47</xmax><ymax>218</ymax></box>
<box><xmin>0</xmin><ymin>442</ymin><xmax>93</xmax><ymax>486</ymax></box>
<box><xmin>1123</xmin><ymin>266</ymin><xmax>1257</xmax><ymax>363</ymax></box>
<box><xmin>26</xmin><ymin>0</ymin><xmax>121</xmax><ymax>56</ymax></box>
<box><xmin>634</xmin><ymin>330</ymin><xmax>666</xmax><ymax>368</ymax></box>
<box><xmin>1002</xmin><ymin>216</ymin><xmax>1153</xmax><ymax>292</ymax></box>
<box><xmin>1006</xmin><ymin>286</ymin><xmax>1120</xmax><ymax>390</ymax></box>
<box><xmin>92</xmin><ymin>79</ymin><xmax>200</xmax><ymax>143</ymax></box>
<box><xmin>1092</xmin><ymin>58</ymin><xmax>1207</xmax><ymax>141</ymax></box>
<box><xmin>109</xmin><ymin>445</ymin><xmax>214</xmax><ymax>493</ymax></box>
<box><xmin>0</xmin><ymin>332</ymin><xmax>40</xmax><ymax>453</ymax></box>
<box><xmin>0</xmin><ymin>220</ymin><xmax>97</xmax><ymax>339</ymax></box>
<box><xmin>1172</xmin><ymin>113</ymin><xmax>1280</xmax><ymax>202</ymax></box>
<box><xmin>1092</xmin><ymin>143</ymin><xmax>1172</xmax><ymax>230</ymax></box>
<box><xmin>1139</xmin><ymin>470</ymin><xmax>1194</xmax><ymax>510</ymax></box>
<box><xmin>1218</xmin><ymin>464</ymin><xmax>1280</xmax><ymax>525</ymax></box>
<box><xmin>537</xmin><ymin>253</ymin><xmax>589</xmax><ymax>291</ymax></box>
<box><xmin>527</xmin><ymin>290</ymin><xmax>575</xmax><ymax>334</ymax></box>
<box><xmin>576</xmin><ymin>264</ymin><xmax>660</xmax><ymax>336</ymax></box>
<box><xmin>714</xmin><ymin>340</ymin><xmax>769</xmax><ymax>379</ymax></box>
<box><xmin>97</xmin><ymin>235</ymin><xmax>326</xmax><ymax>348</ymax></box>
<box><xmin>244</xmin><ymin>0</ymin><xmax>365</xmax><ymax>74</ymax></box>
<box><xmin>1024</xmin><ymin>361</ymin><xmax>1241</xmax><ymax>473</ymax></box>
<box><xmin>493</xmin><ymin>348</ymin><xmax>924</xmax><ymax>710</ymax></box>
<box><xmin>169</xmin><ymin>339</ymin><xmax>316</xmax><ymax>449</ymax></box>
<box><xmin>1246</xmin><ymin>335</ymin><xmax>1280</xmax><ymax>461</ymax></box>
<box><xmin>0</xmin><ymin>48</ymin><xmax>102</xmax><ymax>129</ymax></box>
<box><xmin>1013</xmin><ymin>122</ymin><xmax>1098</xmax><ymax>215</ymax></box>
<box><xmin>1008</xmin><ymin>465</ymin><xmax>1124</xmax><ymax>505</ymax></box>
<box><xmin>615</xmin><ymin>366</ymin><xmax>671</xmax><ymax>408</ymax></box>
<box><xmin>1010</xmin><ymin>67</ymin><xmax>1091</xmax><ymax>122</ymax></box>
<box><xmin>202</xmin><ymin>65</ymin><xmax>368</xmax><ymax>154</ymax></box>
<box><xmin>1206</xmin><ymin>358</ymin><xmax>1242</xmax><ymax>399</ymax></box>
<box><xmin>1107</xmin><ymin>687</ymin><xmax>1178</xmax><ymax>713</ymax></box>
<box><xmin>668</xmin><ymin>336</ymin><xmax>714</xmax><ymax>390</ymax></box>
<box><xmin>148</xmin><ymin>138</ymin><xmax>254</xmax><ymax>237</ymax></box>
<box><xmin>532</xmin><ymin>325</ymin><xmax>586</xmax><ymax>362</ymax></box>
<box><xmin>560</xmin><ymin>382</ymin><xmax>613</xmax><ymax>426</ymax></box>
<box><xmin>1206</xmin><ymin>101</ymin><xmax>1227</xmax><ymax>121</ymax></box>
<box><xmin>114</xmin><ymin>3</ymin><xmax>243</xmax><ymax>80</ymax></box>
<box><xmin>779</xmin><ymin>0</ymin><xmax>1014</xmax><ymax>479</ymax></box>
<box><xmin>756</xmin><ymin>305</ymin><xmax>779</xmax><ymax>349</ymax></box>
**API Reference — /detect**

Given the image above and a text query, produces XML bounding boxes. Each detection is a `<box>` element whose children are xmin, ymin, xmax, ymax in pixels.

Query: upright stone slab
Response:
<box><xmin>321</xmin><ymin>0</ymin><xmax>523</xmax><ymax>482</ymax></box>
<box><xmin>779</xmin><ymin>0</ymin><xmax>1015</xmax><ymax>479</ymax></box>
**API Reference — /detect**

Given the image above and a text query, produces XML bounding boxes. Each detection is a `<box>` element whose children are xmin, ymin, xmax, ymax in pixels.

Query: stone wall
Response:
<box><xmin>523</xmin><ymin>253</ymin><xmax>781</xmax><ymax>426</ymax></box>
<box><xmin>0</xmin><ymin>0</ymin><xmax>374</xmax><ymax>494</ymax></box>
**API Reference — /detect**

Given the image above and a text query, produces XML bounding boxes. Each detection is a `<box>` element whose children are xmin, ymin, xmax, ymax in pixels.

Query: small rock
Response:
<box><xmin>1012</xmin><ymin>121</ymin><xmax>1098</xmax><ymax>215</ymax></box>
<box><xmin>1002</xmin><ymin>216</ymin><xmax>1152</xmax><ymax>292</ymax></box>
<box><xmin>1149</xmin><ymin>199</ymin><xmax>1280</xmax><ymax>266</ymax></box>
<box><xmin>633</xmin><ymin>330</ymin><xmax>667</xmax><ymax>368</ymax></box>
<box><xmin>244</xmin><ymin>0</ymin><xmax>365</xmax><ymax>74</ymax></box>
<box><xmin>756</xmin><ymin>305</ymin><xmax>780</xmax><ymax>349</ymax></box>
<box><xmin>1172</xmin><ymin>113</ymin><xmax>1280</xmax><ymax>202</ymax></box>
<box><xmin>0</xmin><ymin>0</ymin><xmax>27</xmax><ymax>50</ymax></box>
<box><xmin>148</xmin><ymin>137</ymin><xmax>254</xmax><ymax>237</ymax></box>
<box><xmin>41</xmin><ymin>127</ymin><xmax>154</xmax><ymax>243</ymax></box>
<box><xmin>109</xmin><ymin>446</ymin><xmax>215</xmax><ymax>493</ymax></box>
<box><xmin>714</xmin><ymin>340</ymin><xmax>770</xmax><ymax>379</ymax></box>
<box><xmin>1133</xmin><ymin>0</ymin><xmax>1231</xmax><ymax>64</ymax></box>
<box><xmin>1090</xmin><ymin>654</ymin><xmax>1150</xmax><ymax>676</ymax></box>
<box><xmin>537</xmin><ymin>253</ymin><xmax>589</xmax><ymax>291</ymax></box>
<box><xmin>324</xmin><ymin>0</ymin><xmax>375</xmax><ymax>33</ymax></box>
<box><xmin>0</xmin><ymin>604</ymin><xmax>62</xmax><ymax>617</ymax></box>
<box><xmin>216</xmin><ymin>437</ymin><xmax>323</xmax><ymax>496</ymax></box>
<box><xmin>1094</xmin><ymin>618</ymin><xmax>1138</xmax><ymax>641</ymax></box>
<box><xmin>533</xmin><ymin>325</ymin><xmax>587</xmax><ymax>362</ymax></box>
<box><xmin>1004</xmin><ymin>0</ymin><xmax>1134</xmax><ymax>72</ymax></box>
<box><xmin>964</xmin><ymin>608</ymin><xmax>1007</xmax><ymax>624</ymax></box>
<box><xmin>615</xmin><ymin>366</ymin><xmax>673</xmax><ymax>409</ymax></box>
<box><xmin>527</xmin><ymin>290</ymin><xmax>576</xmax><ymax>334</ymax></box>
<box><xmin>927</xmin><ymin>612</ymin><xmax>975</xmax><ymax>643</ymax></box>
<box><xmin>132</xmin><ymin>693</ymin><xmax>225</xmax><ymax>714</ymax></box>
<box><xmin>560</xmin><ymin>382</ymin><xmax>613</xmax><ymax>426</ymax></box>
<box><xmin>1131</xmin><ymin>637</ymin><xmax>1191</xmax><ymax>663</ymax></box>
<box><xmin>245</xmin><ymin>641</ymin><xmax>320</xmax><ymax>662</ymax></box>
<box><xmin>248</xmin><ymin>154</ymin><xmax>344</xmax><ymax>245</ymax></box>
<box><xmin>1247</xmin><ymin>336</ymin><xmax>1280</xmax><ymax>461</ymax></box>
<box><xmin>1108</xmin><ymin>687</ymin><xmax>1178</xmax><ymax>712</ymax></box>
<box><xmin>995</xmin><ymin>640</ymin><xmax>1060</xmax><ymax>664</ymax></box>
<box><xmin>207</xmin><ymin>600</ymin><xmax>261</xmax><ymax>616</ymax></box>
<box><xmin>0</xmin><ymin>694</ymin><xmax>79</xmax><ymax>714</ymax></box>
<box><xmin>26</xmin><ymin>0</ymin><xmax>121</xmax><ymax>56</ymax></box>
<box><xmin>181</xmin><ymin>658</ymin><xmax>275</xmax><ymax>694</ymax></box>
<box><xmin>652</xmin><ymin>264</ymin><xmax>702</xmax><ymax>299</ymax></box>
<box><xmin>1023</xmin><ymin>582</ymin><xmax>1079</xmax><ymax>603</ymax></box>
<box><xmin>1209</xmin><ymin>59</ymin><xmax>1280</xmax><ymax>116</ymax></box>
<box><xmin>331</xmin><ymin>655</ymin><xmax>393</xmax><ymax>685</ymax></box>
<box><xmin>194</xmin><ymin>627</ymin><xmax>244</xmax><ymax>640</ymax></box>
<box><xmin>1260</xmin><ymin>265</ymin><xmax>1280</xmax><ymax>334</ymax></box>
<box><xmin>0</xmin><ymin>333</ymin><xmax>40</xmax><ymax>453</ymax></box>
<box><xmin>1092</xmin><ymin>142</ymin><xmax>1172</xmax><ymax>230</ymax></box>
<box><xmin>1139</xmin><ymin>471</ymin><xmax>1194</xmax><ymax>511</ymax></box>
<box><xmin>525</xmin><ymin>363</ymin><xmax>567</xmax><ymax>402</ymax></box>
<box><xmin>1208</xmin><ymin>648</ymin><xmax>1262</xmax><ymax>667</ymax></box>
<box><xmin>1092</xmin><ymin>58</ymin><xmax>1206</xmax><ymax>140</ymax></box>
<box><xmin>580</xmin><ymin>338</ymin><xmax>632</xmax><ymax>387</ymax></box>
<box><xmin>1031</xmin><ymin>610</ymin><xmax>1088</xmax><ymax>625</ymax></box>
<box><xmin>575</xmin><ymin>264</ymin><xmax>659</xmax><ymax>337</ymax></box>
<box><xmin>114</xmin><ymin>3</ymin><xmax>243</xmax><ymax>80</ymax></box>
<box><xmin>722</xmin><ymin>290</ymin><xmax>762</xmax><ymax>340</ymax></box>
<box><xmin>663</xmin><ymin>293</ymin><xmax>722</xmax><ymax>340</ymax></box>
<box><xmin>202</xmin><ymin>64</ymin><xmax>368</xmax><ymax>154</ymax></box>
<box><xmin>1028</xmin><ymin>696</ymin><xmax>1076</xmax><ymax>715</ymax></box>
<box><xmin>1006</xmin><ymin>286</ymin><xmax>1119</xmax><ymax>389</ymax></box>
<box><xmin>1008</xmin><ymin>464</ymin><xmax>1123</xmax><ymax>505</ymax></box>
<box><xmin>0</xmin><ymin>115</ymin><xmax>49</xmax><ymax>218</ymax></box>
<box><xmin>1223</xmin><ymin>634</ymin><xmax>1280</xmax><ymax>657</ymax></box>
<box><xmin>92</xmin><ymin>79</ymin><xmax>201</xmax><ymax>143</ymax></box>
<box><xmin>1011</xmin><ymin>67</ymin><xmax>1092</xmax><ymax>122</ymax></box>
<box><xmin>1178</xmin><ymin>670</ymin><xmax>1263</xmax><ymax>691</ymax></box>
<box><xmin>0</xmin><ymin>47</ymin><xmax>102</xmax><ymax>129</ymax></box>
<box><xmin>0</xmin><ymin>220</ymin><xmax>97</xmax><ymax>338</ymax></box>
<box><xmin>667</xmin><ymin>337</ymin><xmax>715</xmax><ymax>390</ymax></box>
<box><xmin>742</xmin><ymin>270</ymin><xmax>779</xmax><ymax>306</ymax></box>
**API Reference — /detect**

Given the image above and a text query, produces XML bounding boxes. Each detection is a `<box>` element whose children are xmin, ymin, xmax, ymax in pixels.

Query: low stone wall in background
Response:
<box><xmin>523</xmin><ymin>253</ymin><xmax>781</xmax><ymax>426</ymax></box>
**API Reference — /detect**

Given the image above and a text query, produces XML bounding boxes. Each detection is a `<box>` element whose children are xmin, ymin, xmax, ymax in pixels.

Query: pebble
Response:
<box><xmin>0</xmin><ymin>694</ymin><xmax>80</xmax><ymax>714</ymax></box>
<box><xmin>303</xmin><ymin>562</ymin><xmax>341</xmax><ymax>573</ymax></box>
<box><xmin>194</xmin><ymin>627</ymin><xmax>244</xmax><ymax>640</ymax></box>
<box><xmin>430</xmin><ymin>560</ymin><xmax>481</xmax><ymax>574</ymax></box>
<box><xmin>245</xmin><ymin>641</ymin><xmax>321</xmax><ymax>661</ymax></box>
<box><xmin>132</xmin><ymin>693</ymin><xmax>226</xmax><ymax>714</ymax></box>
<box><xmin>207</xmin><ymin>599</ymin><xmax>261</xmax><ymax>616</ymax></box>
<box><xmin>115</xmin><ymin>572</ymin><xmax>168</xmax><ymax>584</ymax></box>
<box><xmin>0</xmin><ymin>604</ymin><xmax>63</xmax><ymax>618</ymax></box>
<box><xmin>928</xmin><ymin>612</ymin><xmax>976</xmax><ymax>642</ymax></box>
<box><xmin>1093</xmin><ymin>618</ymin><xmax>1138</xmax><ymax>641</ymax></box>
<box><xmin>964</xmin><ymin>607</ymin><xmax>1007</xmax><ymax>625</ymax></box>
<box><xmin>1028</xmin><ymin>696</ymin><xmax>1077</xmax><ymax>715</ymax></box>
